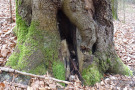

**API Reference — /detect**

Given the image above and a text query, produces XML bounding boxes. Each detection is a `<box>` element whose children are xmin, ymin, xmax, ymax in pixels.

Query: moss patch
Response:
<box><xmin>52</xmin><ymin>60</ymin><xmax>65</xmax><ymax>86</ymax></box>
<box><xmin>7</xmin><ymin>21</ymin><xmax>44</xmax><ymax>72</ymax></box>
<box><xmin>110</xmin><ymin>57</ymin><xmax>133</xmax><ymax>76</ymax></box>
<box><xmin>29</xmin><ymin>63</ymin><xmax>47</xmax><ymax>75</ymax></box>
<box><xmin>7</xmin><ymin>0</ymin><xmax>65</xmax><ymax>80</ymax></box>
<box><xmin>7</xmin><ymin>20</ymin><xmax>64</xmax><ymax>77</ymax></box>
<box><xmin>82</xmin><ymin>57</ymin><xmax>103</xmax><ymax>85</ymax></box>
<box><xmin>82</xmin><ymin>62</ymin><xmax>103</xmax><ymax>85</ymax></box>
<box><xmin>16</xmin><ymin>12</ymin><xmax>28</xmax><ymax>44</ymax></box>
<box><xmin>123</xmin><ymin>64</ymin><xmax>133</xmax><ymax>76</ymax></box>
<box><xmin>7</xmin><ymin>52</ymin><xmax>20</xmax><ymax>66</ymax></box>
<box><xmin>52</xmin><ymin>61</ymin><xmax>65</xmax><ymax>80</ymax></box>
<box><xmin>6</xmin><ymin>0</ymin><xmax>28</xmax><ymax>67</ymax></box>
<box><xmin>12</xmin><ymin>26</ymin><xmax>17</xmax><ymax>36</ymax></box>
<box><xmin>95</xmin><ymin>52</ymin><xmax>110</xmax><ymax>72</ymax></box>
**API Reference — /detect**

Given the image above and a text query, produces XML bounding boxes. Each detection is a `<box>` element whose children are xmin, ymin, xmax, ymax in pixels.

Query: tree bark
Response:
<box><xmin>6</xmin><ymin>0</ymin><xmax>132</xmax><ymax>85</ymax></box>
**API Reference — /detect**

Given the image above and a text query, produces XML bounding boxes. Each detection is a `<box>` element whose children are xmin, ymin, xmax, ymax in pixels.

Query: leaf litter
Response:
<box><xmin>0</xmin><ymin>0</ymin><xmax>135</xmax><ymax>90</ymax></box>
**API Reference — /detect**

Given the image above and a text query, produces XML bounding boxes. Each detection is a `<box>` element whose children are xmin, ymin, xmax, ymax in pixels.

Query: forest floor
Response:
<box><xmin>0</xmin><ymin>0</ymin><xmax>135</xmax><ymax>90</ymax></box>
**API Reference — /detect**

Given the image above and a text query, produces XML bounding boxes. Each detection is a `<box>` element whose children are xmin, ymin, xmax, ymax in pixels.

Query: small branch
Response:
<box><xmin>0</xmin><ymin>17</ymin><xmax>11</xmax><ymax>19</ymax></box>
<box><xmin>70</xmin><ymin>60</ymin><xmax>88</xmax><ymax>84</ymax></box>
<box><xmin>0</xmin><ymin>67</ymin><xmax>72</xmax><ymax>85</ymax></box>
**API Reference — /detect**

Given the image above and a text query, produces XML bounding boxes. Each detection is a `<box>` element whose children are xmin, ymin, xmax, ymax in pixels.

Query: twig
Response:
<box><xmin>0</xmin><ymin>67</ymin><xmax>72</xmax><ymax>85</ymax></box>
<box><xmin>70</xmin><ymin>60</ymin><xmax>88</xmax><ymax>84</ymax></box>
<box><xmin>0</xmin><ymin>17</ymin><xmax>11</xmax><ymax>19</ymax></box>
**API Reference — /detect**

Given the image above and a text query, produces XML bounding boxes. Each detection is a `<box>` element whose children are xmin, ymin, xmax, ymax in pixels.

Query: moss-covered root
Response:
<box><xmin>6</xmin><ymin>22</ymin><xmax>46</xmax><ymax>73</ymax></box>
<box><xmin>109</xmin><ymin>57</ymin><xmax>133</xmax><ymax>76</ymax></box>
<box><xmin>6</xmin><ymin>21</ymin><xmax>66</xmax><ymax>80</ymax></box>
<box><xmin>82</xmin><ymin>61</ymin><xmax>103</xmax><ymax>85</ymax></box>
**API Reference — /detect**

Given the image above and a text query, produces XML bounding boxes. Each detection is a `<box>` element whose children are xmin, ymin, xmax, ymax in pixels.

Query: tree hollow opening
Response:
<box><xmin>57</xmin><ymin>10</ymin><xmax>80</xmax><ymax>78</ymax></box>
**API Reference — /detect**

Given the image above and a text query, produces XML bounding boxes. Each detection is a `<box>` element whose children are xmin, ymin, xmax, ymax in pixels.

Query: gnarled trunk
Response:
<box><xmin>6</xmin><ymin>0</ymin><xmax>132</xmax><ymax>85</ymax></box>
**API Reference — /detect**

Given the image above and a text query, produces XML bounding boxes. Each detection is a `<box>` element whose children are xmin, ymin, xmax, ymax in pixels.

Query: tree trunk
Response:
<box><xmin>6</xmin><ymin>0</ymin><xmax>132</xmax><ymax>85</ymax></box>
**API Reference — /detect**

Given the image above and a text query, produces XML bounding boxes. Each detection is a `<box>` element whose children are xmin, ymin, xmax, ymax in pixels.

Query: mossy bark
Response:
<box><xmin>6</xmin><ymin>0</ymin><xmax>65</xmax><ymax>80</ymax></box>
<box><xmin>6</xmin><ymin>0</ymin><xmax>132</xmax><ymax>86</ymax></box>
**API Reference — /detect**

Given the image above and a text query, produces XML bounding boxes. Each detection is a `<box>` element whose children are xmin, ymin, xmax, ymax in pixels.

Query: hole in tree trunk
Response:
<box><xmin>57</xmin><ymin>10</ymin><xmax>81</xmax><ymax>80</ymax></box>
<box><xmin>92</xmin><ymin>42</ymin><xmax>97</xmax><ymax>54</ymax></box>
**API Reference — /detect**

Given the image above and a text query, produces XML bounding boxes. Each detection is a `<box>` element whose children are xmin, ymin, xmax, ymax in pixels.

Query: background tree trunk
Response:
<box><xmin>6</xmin><ymin>0</ymin><xmax>132</xmax><ymax>85</ymax></box>
<box><xmin>112</xmin><ymin>0</ymin><xmax>118</xmax><ymax>20</ymax></box>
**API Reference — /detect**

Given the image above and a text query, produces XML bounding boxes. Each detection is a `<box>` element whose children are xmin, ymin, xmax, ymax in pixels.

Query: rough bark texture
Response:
<box><xmin>6</xmin><ymin>0</ymin><xmax>132</xmax><ymax>85</ymax></box>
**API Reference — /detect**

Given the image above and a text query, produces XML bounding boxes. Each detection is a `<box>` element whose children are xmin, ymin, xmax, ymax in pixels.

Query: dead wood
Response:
<box><xmin>0</xmin><ymin>67</ymin><xmax>72</xmax><ymax>85</ymax></box>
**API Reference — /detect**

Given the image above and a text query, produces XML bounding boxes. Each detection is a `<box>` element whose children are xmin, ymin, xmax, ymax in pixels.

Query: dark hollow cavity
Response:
<box><xmin>57</xmin><ymin>10</ymin><xmax>81</xmax><ymax>79</ymax></box>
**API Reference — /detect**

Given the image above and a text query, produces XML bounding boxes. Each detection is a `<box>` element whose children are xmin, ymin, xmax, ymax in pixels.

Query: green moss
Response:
<box><xmin>18</xmin><ymin>0</ymin><xmax>22</xmax><ymax>6</ymax></box>
<box><xmin>95</xmin><ymin>52</ymin><xmax>110</xmax><ymax>72</ymax></box>
<box><xmin>99</xmin><ymin>58</ymin><xmax>110</xmax><ymax>72</ymax></box>
<box><xmin>89</xmin><ymin>51</ymin><xmax>92</xmax><ymax>55</ymax></box>
<box><xmin>7</xmin><ymin>0</ymin><xmax>64</xmax><ymax>80</ymax></box>
<box><xmin>14</xmin><ymin>21</ymin><xmax>44</xmax><ymax>70</ymax></box>
<box><xmin>82</xmin><ymin>62</ymin><xmax>103</xmax><ymax>85</ymax></box>
<box><xmin>52</xmin><ymin>60</ymin><xmax>65</xmax><ymax>86</ymax></box>
<box><xmin>8</xmin><ymin>0</ymin><xmax>29</xmax><ymax>68</ymax></box>
<box><xmin>81</xmin><ymin>57</ymin><xmax>103</xmax><ymax>85</ymax></box>
<box><xmin>52</xmin><ymin>61</ymin><xmax>65</xmax><ymax>80</ymax></box>
<box><xmin>123</xmin><ymin>64</ymin><xmax>133</xmax><ymax>76</ymax></box>
<box><xmin>6</xmin><ymin>21</ymin><xmax>40</xmax><ymax>69</ymax></box>
<box><xmin>7</xmin><ymin>20</ymin><xmax>63</xmax><ymax>77</ymax></box>
<box><xmin>29</xmin><ymin>63</ymin><xmax>47</xmax><ymax>75</ymax></box>
<box><xmin>107</xmin><ymin>58</ymin><xmax>111</xmax><ymax>64</ymax></box>
<box><xmin>6</xmin><ymin>52</ymin><xmax>20</xmax><ymax>66</ymax></box>
<box><xmin>16</xmin><ymin>0</ymin><xmax>28</xmax><ymax>43</ymax></box>
<box><xmin>16</xmin><ymin>16</ymin><xmax>28</xmax><ymax>43</ymax></box>
<box><xmin>111</xmin><ymin>58</ymin><xmax>133</xmax><ymax>76</ymax></box>
<box><xmin>12</xmin><ymin>26</ymin><xmax>17</xmax><ymax>36</ymax></box>
<box><xmin>82</xmin><ymin>51</ymin><xmax>132</xmax><ymax>86</ymax></box>
<box><xmin>6</xmin><ymin>0</ymin><xmax>28</xmax><ymax>67</ymax></box>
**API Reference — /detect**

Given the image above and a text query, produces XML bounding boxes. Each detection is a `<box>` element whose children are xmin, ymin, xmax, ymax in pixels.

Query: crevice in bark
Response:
<box><xmin>92</xmin><ymin>42</ymin><xmax>97</xmax><ymax>54</ymax></box>
<box><xmin>57</xmin><ymin>10</ymin><xmax>81</xmax><ymax>80</ymax></box>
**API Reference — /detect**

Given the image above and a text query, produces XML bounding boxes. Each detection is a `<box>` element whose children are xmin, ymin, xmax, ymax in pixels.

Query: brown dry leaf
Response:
<box><xmin>1</xmin><ymin>48</ymin><xmax>10</xmax><ymax>57</ymax></box>
<box><xmin>49</xmin><ymin>84</ymin><xmax>56</xmax><ymax>90</ymax></box>
<box><xmin>0</xmin><ymin>31</ymin><xmax>2</xmax><ymax>35</ymax></box>
<box><xmin>39</xmin><ymin>87</ymin><xmax>47</xmax><ymax>90</ymax></box>
<box><xmin>2</xmin><ymin>29</ymin><xmax>8</xmax><ymax>32</ymax></box>
<box><xmin>0</xmin><ymin>82</ymin><xmax>5</xmax><ymax>90</ymax></box>
<box><xmin>27</xmin><ymin>86</ymin><xmax>34</xmax><ymax>90</ymax></box>
<box><xmin>31</xmin><ymin>80</ymin><xmax>40</xmax><ymax>89</ymax></box>
<box><xmin>15</xmin><ymin>87</ymin><xmax>22</xmax><ymax>90</ymax></box>
<box><xmin>11</xmin><ymin>86</ymin><xmax>16</xmax><ymax>90</ymax></box>
<box><xmin>0</xmin><ymin>53</ymin><xmax>3</xmax><ymax>58</ymax></box>
<box><xmin>40</xmin><ymin>81</ymin><xmax>45</xmax><ymax>87</ymax></box>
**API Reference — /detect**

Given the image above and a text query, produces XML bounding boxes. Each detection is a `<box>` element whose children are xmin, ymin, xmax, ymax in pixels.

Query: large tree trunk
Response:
<box><xmin>6</xmin><ymin>0</ymin><xmax>132</xmax><ymax>85</ymax></box>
